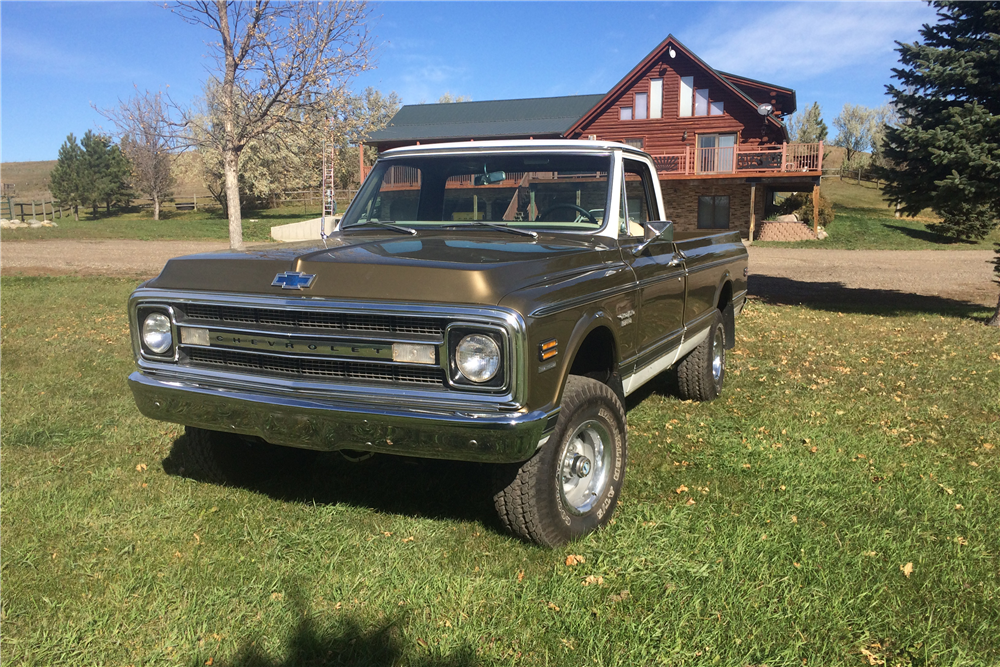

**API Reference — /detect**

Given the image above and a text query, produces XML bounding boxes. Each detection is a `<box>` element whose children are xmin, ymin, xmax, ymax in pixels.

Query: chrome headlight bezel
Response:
<box><xmin>446</xmin><ymin>325</ymin><xmax>508</xmax><ymax>390</ymax></box>
<box><xmin>136</xmin><ymin>305</ymin><xmax>176</xmax><ymax>360</ymax></box>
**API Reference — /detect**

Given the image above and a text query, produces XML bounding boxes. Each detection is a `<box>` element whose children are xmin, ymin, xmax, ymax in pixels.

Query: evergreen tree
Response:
<box><xmin>880</xmin><ymin>1</ymin><xmax>1000</xmax><ymax>242</ymax></box>
<box><xmin>49</xmin><ymin>134</ymin><xmax>85</xmax><ymax>221</ymax></box>
<box><xmin>80</xmin><ymin>131</ymin><xmax>131</xmax><ymax>216</ymax></box>
<box><xmin>796</xmin><ymin>102</ymin><xmax>828</xmax><ymax>144</ymax></box>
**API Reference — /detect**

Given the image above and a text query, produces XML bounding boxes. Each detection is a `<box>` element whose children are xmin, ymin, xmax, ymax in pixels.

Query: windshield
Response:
<box><xmin>341</xmin><ymin>152</ymin><xmax>612</xmax><ymax>232</ymax></box>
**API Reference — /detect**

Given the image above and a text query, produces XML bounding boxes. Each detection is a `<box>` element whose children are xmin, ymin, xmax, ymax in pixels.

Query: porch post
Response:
<box><xmin>812</xmin><ymin>184</ymin><xmax>820</xmax><ymax>235</ymax></box>
<box><xmin>817</xmin><ymin>140</ymin><xmax>824</xmax><ymax>172</ymax></box>
<box><xmin>359</xmin><ymin>144</ymin><xmax>365</xmax><ymax>182</ymax></box>
<box><xmin>749</xmin><ymin>183</ymin><xmax>757</xmax><ymax>243</ymax></box>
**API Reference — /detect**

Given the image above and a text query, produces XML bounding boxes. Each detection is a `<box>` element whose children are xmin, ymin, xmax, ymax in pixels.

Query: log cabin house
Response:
<box><xmin>366</xmin><ymin>35</ymin><xmax>822</xmax><ymax>238</ymax></box>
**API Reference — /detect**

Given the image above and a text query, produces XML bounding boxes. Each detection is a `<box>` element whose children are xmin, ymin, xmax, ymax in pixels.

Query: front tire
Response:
<box><xmin>493</xmin><ymin>376</ymin><xmax>627</xmax><ymax>546</ymax></box>
<box><xmin>676</xmin><ymin>309</ymin><xmax>726</xmax><ymax>402</ymax></box>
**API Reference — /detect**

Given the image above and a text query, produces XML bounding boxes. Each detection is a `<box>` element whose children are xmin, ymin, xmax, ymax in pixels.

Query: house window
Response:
<box><xmin>679</xmin><ymin>77</ymin><xmax>693</xmax><ymax>117</ymax></box>
<box><xmin>696</xmin><ymin>134</ymin><xmax>737</xmax><ymax>173</ymax></box>
<box><xmin>649</xmin><ymin>78</ymin><xmax>663</xmax><ymax>118</ymax></box>
<box><xmin>695</xmin><ymin>88</ymin><xmax>709</xmax><ymax>116</ymax></box>
<box><xmin>620</xmin><ymin>106</ymin><xmax>633</xmax><ymax>121</ymax></box>
<box><xmin>698</xmin><ymin>195</ymin><xmax>730</xmax><ymax>229</ymax></box>
<box><xmin>623</xmin><ymin>138</ymin><xmax>644</xmax><ymax>150</ymax></box>
<box><xmin>710</xmin><ymin>100</ymin><xmax>725</xmax><ymax>116</ymax></box>
<box><xmin>634</xmin><ymin>92</ymin><xmax>648</xmax><ymax>120</ymax></box>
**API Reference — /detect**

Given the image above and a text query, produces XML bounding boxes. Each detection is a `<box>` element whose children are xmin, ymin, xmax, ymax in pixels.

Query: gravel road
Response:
<box><xmin>2</xmin><ymin>239</ymin><xmax>996</xmax><ymax>309</ymax></box>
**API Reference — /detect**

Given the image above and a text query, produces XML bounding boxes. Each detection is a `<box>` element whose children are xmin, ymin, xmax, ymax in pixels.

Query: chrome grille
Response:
<box><xmin>186</xmin><ymin>348</ymin><xmax>444</xmax><ymax>386</ymax></box>
<box><xmin>180</xmin><ymin>303</ymin><xmax>444</xmax><ymax>337</ymax></box>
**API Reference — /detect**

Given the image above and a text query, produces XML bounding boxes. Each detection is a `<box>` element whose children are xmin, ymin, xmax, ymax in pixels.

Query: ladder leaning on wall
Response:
<box><xmin>321</xmin><ymin>142</ymin><xmax>336</xmax><ymax>238</ymax></box>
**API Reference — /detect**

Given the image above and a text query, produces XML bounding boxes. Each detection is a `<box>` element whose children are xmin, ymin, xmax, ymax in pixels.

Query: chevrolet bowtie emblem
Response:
<box><xmin>272</xmin><ymin>271</ymin><xmax>317</xmax><ymax>290</ymax></box>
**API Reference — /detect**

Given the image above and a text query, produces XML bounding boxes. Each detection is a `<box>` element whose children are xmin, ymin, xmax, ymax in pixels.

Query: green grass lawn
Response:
<box><xmin>0</xmin><ymin>205</ymin><xmax>344</xmax><ymax>244</ymax></box>
<box><xmin>2</xmin><ymin>277</ymin><xmax>998</xmax><ymax>666</ymax></box>
<box><xmin>756</xmin><ymin>179</ymin><xmax>1000</xmax><ymax>250</ymax></box>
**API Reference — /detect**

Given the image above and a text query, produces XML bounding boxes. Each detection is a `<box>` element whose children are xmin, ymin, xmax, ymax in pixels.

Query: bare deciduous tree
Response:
<box><xmin>169</xmin><ymin>0</ymin><xmax>376</xmax><ymax>249</ymax></box>
<box><xmin>100</xmin><ymin>89</ymin><xmax>176</xmax><ymax>220</ymax></box>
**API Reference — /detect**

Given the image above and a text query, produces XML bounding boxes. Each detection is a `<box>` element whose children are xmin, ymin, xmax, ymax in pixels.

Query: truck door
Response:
<box><xmin>618</xmin><ymin>158</ymin><xmax>686</xmax><ymax>373</ymax></box>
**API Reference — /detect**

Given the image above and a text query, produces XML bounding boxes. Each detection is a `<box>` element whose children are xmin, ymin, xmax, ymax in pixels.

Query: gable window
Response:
<box><xmin>634</xmin><ymin>92</ymin><xmax>648</xmax><ymax>120</ymax></box>
<box><xmin>620</xmin><ymin>106</ymin><xmax>633</xmax><ymax>121</ymax></box>
<box><xmin>710</xmin><ymin>100</ymin><xmax>725</xmax><ymax>116</ymax></box>
<box><xmin>623</xmin><ymin>138</ymin><xmax>644</xmax><ymax>150</ymax></box>
<box><xmin>698</xmin><ymin>195</ymin><xmax>730</xmax><ymax>229</ymax></box>
<box><xmin>695</xmin><ymin>88</ymin><xmax>709</xmax><ymax>116</ymax></box>
<box><xmin>679</xmin><ymin>77</ymin><xmax>693</xmax><ymax>117</ymax></box>
<box><xmin>649</xmin><ymin>78</ymin><xmax>663</xmax><ymax>119</ymax></box>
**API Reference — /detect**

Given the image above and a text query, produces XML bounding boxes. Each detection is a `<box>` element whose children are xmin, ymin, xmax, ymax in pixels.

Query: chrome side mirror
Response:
<box><xmin>633</xmin><ymin>220</ymin><xmax>674</xmax><ymax>255</ymax></box>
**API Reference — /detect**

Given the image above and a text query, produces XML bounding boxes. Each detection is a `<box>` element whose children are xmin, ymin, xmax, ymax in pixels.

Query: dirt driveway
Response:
<box><xmin>2</xmin><ymin>239</ymin><xmax>996</xmax><ymax>310</ymax></box>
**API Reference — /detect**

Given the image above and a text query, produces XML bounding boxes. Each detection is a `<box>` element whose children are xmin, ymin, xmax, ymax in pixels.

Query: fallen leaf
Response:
<box><xmin>416</xmin><ymin>638</ymin><xmax>428</xmax><ymax>648</ymax></box>
<box><xmin>382</xmin><ymin>531</ymin><xmax>392</xmax><ymax>537</ymax></box>
<box><xmin>136</xmin><ymin>463</ymin><xmax>147</xmax><ymax>472</ymax></box>
<box><xmin>790</xmin><ymin>515</ymin><xmax>798</xmax><ymax>523</ymax></box>
<box><xmin>863</xmin><ymin>551</ymin><xmax>877</xmax><ymax>557</ymax></box>
<box><xmin>860</xmin><ymin>647</ymin><xmax>886</xmax><ymax>665</ymax></box>
<box><xmin>793</xmin><ymin>562</ymin><xmax>801</xmax><ymax>568</ymax></box>
<box><xmin>982</xmin><ymin>443</ymin><xmax>994</xmax><ymax>451</ymax></box>
<box><xmin>761</xmin><ymin>534</ymin><xmax>767</xmax><ymax>540</ymax></box>
<box><xmin>271</xmin><ymin>592</ymin><xmax>284</xmax><ymax>600</ymax></box>
<box><xmin>955</xmin><ymin>504</ymin><xmax>964</xmax><ymax>510</ymax></box>
<box><xmin>900</xmin><ymin>562</ymin><xmax>914</xmax><ymax>578</ymax></box>
<box><xmin>956</xmin><ymin>536</ymin><xmax>968</xmax><ymax>546</ymax></box>
<box><xmin>685</xmin><ymin>498</ymin><xmax>696</xmax><ymax>506</ymax></box>
<box><xmin>401</xmin><ymin>536</ymin><xmax>415</xmax><ymax>543</ymax></box>
<box><xmin>517</xmin><ymin>570</ymin><xmax>524</xmax><ymax>582</ymax></box>
<box><xmin>193</xmin><ymin>533</ymin><xmax>201</xmax><ymax>544</ymax></box>
<box><xmin>205</xmin><ymin>659</ymin><xmax>214</xmax><ymax>666</ymax></box>
<box><xmin>609</xmin><ymin>590</ymin><xmax>630</xmax><ymax>603</ymax></box>
<box><xmin>742</xmin><ymin>463</ymin><xmax>751</xmax><ymax>469</ymax></box>
<box><xmin>547</xmin><ymin>602</ymin><xmax>560</xmax><ymax>611</ymax></box>
<box><xmin>968</xmin><ymin>461</ymin><xmax>979</xmax><ymax>467</ymax></box>
<box><xmin>675</xmin><ymin>485</ymin><xmax>689</xmax><ymax>494</ymax></box>
<box><xmin>565</xmin><ymin>554</ymin><xmax>585</xmax><ymax>566</ymax></box>
<box><xmin>938</xmin><ymin>484</ymin><xmax>954</xmax><ymax>495</ymax></box>
<box><xmin>581</xmin><ymin>575</ymin><xmax>604</xmax><ymax>587</ymax></box>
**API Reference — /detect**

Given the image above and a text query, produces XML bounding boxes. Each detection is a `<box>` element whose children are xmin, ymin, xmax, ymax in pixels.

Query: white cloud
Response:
<box><xmin>395</xmin><ymin>55</ymin><xmax>470</xmax><ymax>104</ymax></box>
<box><xmin>690</xmin><ymin>2</ymin><xmax>936</xmax><ymax>81</ymax></box>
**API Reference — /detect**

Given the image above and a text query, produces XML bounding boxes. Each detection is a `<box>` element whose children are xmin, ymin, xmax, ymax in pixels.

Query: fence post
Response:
<box><xmin>194</xmin><ymin>193</ymin><xmax>197</xmax><ymax>211</ymax></box>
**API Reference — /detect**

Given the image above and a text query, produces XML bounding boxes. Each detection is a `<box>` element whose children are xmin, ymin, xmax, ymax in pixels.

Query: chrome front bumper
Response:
<box><xmin>129</xmin><ymin>372</ymin><xmax>555</xmax><ymax>463</ymax></box>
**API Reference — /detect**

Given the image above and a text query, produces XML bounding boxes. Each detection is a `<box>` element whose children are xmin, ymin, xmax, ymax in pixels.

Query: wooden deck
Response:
<box><xmin>651</xmin><ymin>141</ymin><xmax>822</xmax><ymax>179</ymax></box>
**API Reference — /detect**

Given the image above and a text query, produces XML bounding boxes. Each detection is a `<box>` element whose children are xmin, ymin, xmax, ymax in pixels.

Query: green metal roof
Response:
<box><xmin>366</xmin><ymin>94</ymin><xmax>606</xmax><ymax>145</ymax></box>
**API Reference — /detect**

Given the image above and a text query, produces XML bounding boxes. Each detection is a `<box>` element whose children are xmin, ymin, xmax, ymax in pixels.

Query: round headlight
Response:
<box><xmin>455</xmin><ymin>334</ymin><xmax>500</xmax><ymax>383</ymax></box>
<box><xmin>142</xmin><ymin>312</ymin><xmax>173</xmax><ymax>354</ymax></box>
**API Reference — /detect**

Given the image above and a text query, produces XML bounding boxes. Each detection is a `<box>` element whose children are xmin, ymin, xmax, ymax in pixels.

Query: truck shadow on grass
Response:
<box><xmin>216</xmin><ymin>584</ymin><xmax>479</xmax><ymax>667</ymax></box>
<box><xmin>749</xmin><ymin>274</ymin><xmax>991</xmax><ymax>319</ymax></box>
<box><xmin>162</xmin><ymin>432</ymin><xmax>506</xmax><ymax>530</ymax></box>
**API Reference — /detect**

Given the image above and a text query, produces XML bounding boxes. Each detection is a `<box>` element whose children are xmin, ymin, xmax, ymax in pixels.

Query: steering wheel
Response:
<box><xmin>537</xmin><ymin>204</ymin><xmax>598</xmax><ymax>225</ymax></box>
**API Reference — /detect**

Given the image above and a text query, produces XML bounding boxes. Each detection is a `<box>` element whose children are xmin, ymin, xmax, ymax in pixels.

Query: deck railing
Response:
<box><xmin>651</xmin><ymin>141</ymin><xmax>823</xmax><ymax>177</ymax></box>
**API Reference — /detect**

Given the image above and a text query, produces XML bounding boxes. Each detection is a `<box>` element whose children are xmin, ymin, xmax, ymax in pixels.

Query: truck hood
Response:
<box><xmin>146</xmin><ymin>230</ymin><xmax>622</xmax><ymax>305</ymax></box>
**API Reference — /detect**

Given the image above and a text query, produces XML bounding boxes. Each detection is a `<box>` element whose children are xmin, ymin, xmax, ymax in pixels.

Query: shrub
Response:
<box><xmin>775</xmin><ymin>191</ymin><xmax>834</xmax><ymax>227</ymax></box>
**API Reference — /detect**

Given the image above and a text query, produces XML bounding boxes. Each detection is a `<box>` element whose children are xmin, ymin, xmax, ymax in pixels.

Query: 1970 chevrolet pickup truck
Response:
<box><xmin>128</xmin><ymin>140</ymin><xmax>748</xmax><ymax>545</ymax></box>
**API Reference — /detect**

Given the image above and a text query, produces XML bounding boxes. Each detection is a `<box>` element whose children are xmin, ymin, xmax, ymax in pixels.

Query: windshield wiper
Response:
<box><xmin>344</xmin><ymin>220</ymin><xmax>417</xmax><ymax>235</ymax></box>
<box><xmin>441</xmin><ymin>222</ymin><xmax>538</xmax><ymax>238</ymax></box>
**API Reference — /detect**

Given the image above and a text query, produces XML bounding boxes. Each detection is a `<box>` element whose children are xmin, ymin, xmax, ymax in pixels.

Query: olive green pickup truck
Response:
<box><xmin>128</xmin><ymin>140</ymin><xmax>748</xmax><ymax>545</ymax></box>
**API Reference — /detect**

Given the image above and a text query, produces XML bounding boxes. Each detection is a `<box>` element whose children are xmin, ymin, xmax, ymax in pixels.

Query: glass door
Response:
<box><xmin>696</xmin><ymin>134</ymin><xmax>736</xmax><ymax>174</ymax></box>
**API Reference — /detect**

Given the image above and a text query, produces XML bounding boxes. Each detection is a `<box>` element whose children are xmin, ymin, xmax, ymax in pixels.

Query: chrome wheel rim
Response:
<box><xmin>559</xmin><ymin>420</ymin><xmax>612</xmax><ymax>515</ymax></box>
<box><xmin>711</xmin><ymin>324</ymin><xmax>725</xmax><ymax>386</ymax></box>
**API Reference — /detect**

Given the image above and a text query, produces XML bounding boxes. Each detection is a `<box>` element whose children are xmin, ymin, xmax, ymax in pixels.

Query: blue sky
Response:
<box><xmin>1</xmin><ymin>1</ymin><xmax>937</xmax><ymax>163</ymax></box>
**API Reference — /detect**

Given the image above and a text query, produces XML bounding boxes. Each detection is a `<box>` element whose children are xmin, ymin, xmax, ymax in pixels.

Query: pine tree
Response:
<box><xmin>79</xmin><ymin>131</ymin><xmax>131</xmax><ymax>216</ymax></box>
<box><xmin>797</xmin><ymin>102</ymin><xmax>828</xmax><ymax>144</ymax></box>
<box><xmin>49</xmin><ymin>134</ymin><xmax>85</xmax><ymax>221</ymax></box>
<box><xmin>880</xmin><ymin>1</ymin><xmax>1000</xmax><ymax>243</ymax></box>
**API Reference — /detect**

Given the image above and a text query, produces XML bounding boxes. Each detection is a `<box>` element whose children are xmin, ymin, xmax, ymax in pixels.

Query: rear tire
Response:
<box><xmin>676</xmin><ymin>309</ymin><xmax>726</xmax><ymax>402</ymax></box>
<box><xmin>180</xmin><ymin>426</ymin><xmax>317</xmax><ymax>484</ymax></box>
<box><xmin>492</xmin><ymin>376</ymin><xmax>627</xmax><ymax>546</ymax></box>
